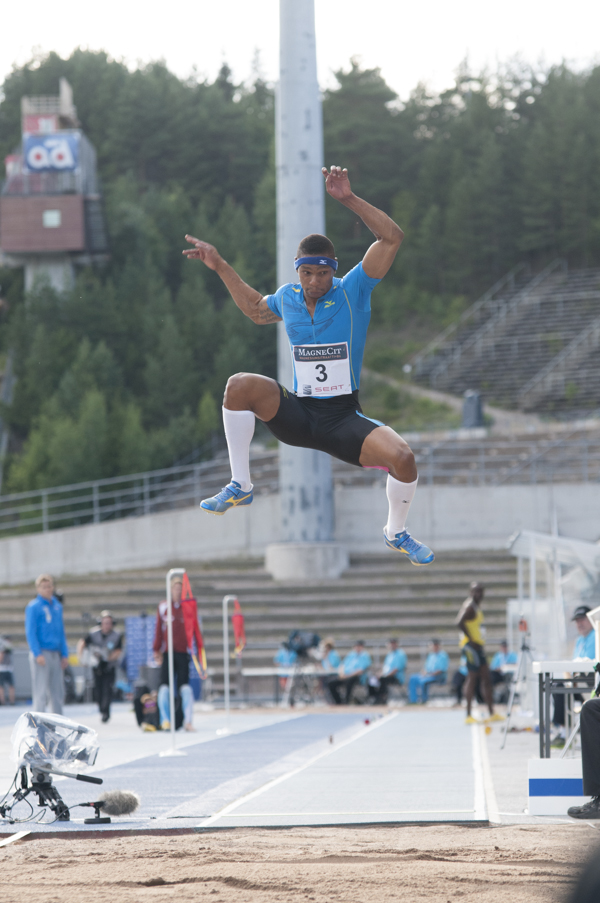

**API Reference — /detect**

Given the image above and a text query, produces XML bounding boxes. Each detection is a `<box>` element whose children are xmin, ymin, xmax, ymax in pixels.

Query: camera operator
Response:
<box><xmin>77</xmin><ymin>610</ymin><xmax>123</xmax><ymax>723</ymax></box>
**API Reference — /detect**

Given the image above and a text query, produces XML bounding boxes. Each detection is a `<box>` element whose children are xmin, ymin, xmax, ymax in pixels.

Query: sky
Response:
<box><xmin>1</xmin><ymin>0</ymin><xmax>599</xmax><ymax>99</ymax></box>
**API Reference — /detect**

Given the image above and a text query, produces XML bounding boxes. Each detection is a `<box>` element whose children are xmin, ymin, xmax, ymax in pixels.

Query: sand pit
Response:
<box><xmin>0</xmin><ymin>823</ymin><xmax>595</xmax><ymax>903</ymax></box>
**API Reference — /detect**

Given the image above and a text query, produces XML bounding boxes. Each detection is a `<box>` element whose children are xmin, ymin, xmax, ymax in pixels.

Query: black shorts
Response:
<box><xmin>463</xmin><ymin>643</ymin><xmax>488</xmax><ymax>673</ymax></box>
<box><xmin>264</xmin><ymin>385</ymin><xmax>383</xmax><ymax>467</ymax></box>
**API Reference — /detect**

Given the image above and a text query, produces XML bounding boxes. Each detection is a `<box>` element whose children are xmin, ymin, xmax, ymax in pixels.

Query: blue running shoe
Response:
<box><xmin>384</xmin><ymin>529</ymin><xmax>435</xmax><ymax>566</ymax></box>
<box><xmin>200</xmin><ymin>481</ymin><xmax>253</xmax><ymax>515</ymax></box>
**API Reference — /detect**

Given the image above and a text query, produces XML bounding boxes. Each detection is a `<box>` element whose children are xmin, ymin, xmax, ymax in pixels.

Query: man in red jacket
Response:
<box><xmin>153</xmin><ymin>575</ymin><xmax>202</xmax><ymax>731</ymax></box>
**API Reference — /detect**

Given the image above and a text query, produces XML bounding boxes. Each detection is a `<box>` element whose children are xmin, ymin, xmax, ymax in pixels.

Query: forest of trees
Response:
<box><xmin>0</xmin><ymin>51</ymin><xmax>599</xmax><ymax>491</ymax></box>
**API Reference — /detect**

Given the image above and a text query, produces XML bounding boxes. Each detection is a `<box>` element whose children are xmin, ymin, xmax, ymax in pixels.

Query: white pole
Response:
<box><xmin>225</xmin><ymin>596</ymin><xmax>238</xmax><ymax>714</ymax></box>
<box><xmin>218</xmin><ymin>596</ymin><xmax>237</xmax><ymax>736</ymax></box>
<box><xmin>276</xmin><ymin>0</ymin><xmax>333</xmax><ymax>543</ymax></box>
<box><xmin>159</xmin><ymin>567</ymin><xmax>186</xmax><ymax>757</ymax></box>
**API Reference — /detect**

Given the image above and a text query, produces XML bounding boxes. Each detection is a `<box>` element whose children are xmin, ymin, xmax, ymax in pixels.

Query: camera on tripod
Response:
<box><xmin>0</xmin><ymin>712</ymin><xmax>101</xmax><ymax>823</ymax></box>
<box><xmin>285</xmin><ymin>630</ymin><xmax>321</xmax><ymax>664</ymax></box>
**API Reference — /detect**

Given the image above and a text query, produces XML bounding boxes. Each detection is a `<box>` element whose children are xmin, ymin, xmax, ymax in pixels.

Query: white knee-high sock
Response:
<box><xmin>385</xmin><ymin>475</ymin><xmax>418</xmax><ymax>539</ymax></box>
<box><xmin>223</xmin><ymin>407</ymin><xmax>255</xmax><ymax>491</ymax></box>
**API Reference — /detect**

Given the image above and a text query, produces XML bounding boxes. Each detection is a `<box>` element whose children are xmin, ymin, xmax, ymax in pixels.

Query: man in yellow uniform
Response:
<box><xmin>456</xmin><ymin>582</ymin><xmax>503</xmax><ymax>725</ymax></box>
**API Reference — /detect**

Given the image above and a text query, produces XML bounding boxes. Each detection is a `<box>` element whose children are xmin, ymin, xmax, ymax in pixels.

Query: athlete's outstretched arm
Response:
<box><xmin>322</xmin><ymin>166</ymin><xmax>403</xmax><ymax>280</ymax></box>
<box><xmin>182</xmin><ymin>235</ymin><xmax>281</xmax><ymax>325</ymax></box>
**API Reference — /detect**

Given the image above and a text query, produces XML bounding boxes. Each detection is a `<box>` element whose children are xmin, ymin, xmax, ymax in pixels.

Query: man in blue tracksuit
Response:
<box><xmin>25</xmin><ymin>574</ymin><xmax>69</xmax><ymax>713</ymax></box>
<box><xmin>183</xmin><ymin>166</ymin><xmax>434</xmax><ymax>567</ymax></box>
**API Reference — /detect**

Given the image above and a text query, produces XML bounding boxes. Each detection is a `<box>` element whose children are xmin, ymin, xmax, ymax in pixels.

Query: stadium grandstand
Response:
<box><xmin>411</xmin><ymin>261</ymin><xmax>600</xmax><ymax>418</ymax></box>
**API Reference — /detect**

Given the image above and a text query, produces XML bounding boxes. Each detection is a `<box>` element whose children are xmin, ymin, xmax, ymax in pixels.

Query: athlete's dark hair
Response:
<box><xmin>296</xmin><ymin>234</ymin><xmax>336</xmax><ymax>258</ymax></box>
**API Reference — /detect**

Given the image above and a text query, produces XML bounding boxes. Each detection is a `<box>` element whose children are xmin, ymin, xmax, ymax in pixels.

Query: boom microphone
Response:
<box><xmin>93</xmin><ymin>790</ymin><xmax>140</xmax><ymax>816</ymax></box>
<box><xmin>79</xmin><ymin>790</ymin><xmax>140</xmax><ymax>823</ymax></box>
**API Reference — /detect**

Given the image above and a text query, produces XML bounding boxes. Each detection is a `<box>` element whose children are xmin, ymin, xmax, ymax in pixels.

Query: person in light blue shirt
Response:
<box><xmin>319</xmin><ymin>638</ymin><xmax>341</xmax><ymax>672</ymax></box>
<box><xmin>490</xmin><ymin>642</ymin><xmax>518</xmax><ymax>672</ymax></box>
<box><xmin>408</xmin><ymin>640</ymin><xmax>449</xmax><ymax>704</ymax></box>
<box><xmin>327</xmin><ymin>640</ymin><xmax>372</xmax><ymax>705</ymax></box>
<box><xmin>274</xmin><ymin>644</ymin><xmax>297</xmax><ymax>669</ymax></box>
<box><xmin>319</xmin><ymin>638</ymin><xmax>341</xmax><ymax>704</ymax></box>
<box><xmin>569</xmin><ymin>606</ymin><xmax>595</xmax><ymax>663</ymax></box>
<box><xmin>25</xmin><ymin>574</ymin><xmax>69</xmax><ymax>714</ymax></box>
<box><xmin>184</xmin><ymin>166</ymin><xmax>434</xmax><ymax>568</ymax></box>
<box><xmin>553</xmin><ymin>605</ymin><xmax>596</xmax><ymax>734</ymax></box>
<box><xmin>490</xmin><ymin>640</ymin><xmax>518</xmax><ymax>704</ymax></box>
<box><xmin>369</xmin><ymin>639</ymin><xmax>407</xmax><ymax>704</ymax></box>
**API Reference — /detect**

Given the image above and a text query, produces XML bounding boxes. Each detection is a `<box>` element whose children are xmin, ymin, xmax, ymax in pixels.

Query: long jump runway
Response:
<box><xmin>0</xmin><ymin>708</ymin><xmax>488</xmax><ymax>834</ymax></box>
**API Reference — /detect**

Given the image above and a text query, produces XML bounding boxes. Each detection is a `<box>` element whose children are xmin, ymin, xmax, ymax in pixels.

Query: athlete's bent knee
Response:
<box><xmin>224</xmin><ymin>372</ymin><xmax>252</xmax><ymax>407</ymax></box>
<box><xmin>393</xmin><ymin>444</ymin><xmax>417</xmax><ymax>480</ymax></box>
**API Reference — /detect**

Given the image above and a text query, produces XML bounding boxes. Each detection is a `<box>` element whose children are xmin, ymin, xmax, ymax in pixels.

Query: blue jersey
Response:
<box><xmin>382</xmin><ymin>649</ymin><xmax>407</xmax><ymax>680</ymax></box>
<box><xmin>265</xmin><ymin>262</ymin><xmax>381</xmax><ymax>397</ymax></box>
<box><xmin>424</xmin><ymin>650</ymin><xmax>448</xmax><ymax>677</ymax></box>
<box><xmin>574</xmin><ymin>631</ymin><xmax>595</xmax><ymax>660</ymax></box>
<box><xmin>490</xmin><ymin>650</ymin><xmax>517</xmax><ymax>670</ymax></box>
<box><xmin>341</xmin><ymin>649</ymin><xmax>372</xmax><ymax>678</ymax></box>
<box><xmin>322</xmin><ymin>650</ymin><xmax>341</xmax><ymax>670</ymax></box>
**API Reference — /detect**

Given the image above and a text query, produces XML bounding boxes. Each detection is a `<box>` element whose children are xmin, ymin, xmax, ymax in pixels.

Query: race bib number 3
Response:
<box><xmin>293</xmin><ymin>343</ymin><xmax>352</xmax><ymax>397</ymax></box>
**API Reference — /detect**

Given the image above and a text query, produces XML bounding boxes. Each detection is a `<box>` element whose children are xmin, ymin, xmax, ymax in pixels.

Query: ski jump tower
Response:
<box><xmin>0</xmin><ymin>78</ymin><xmax>107</xmax><ymax>293</ymax></box>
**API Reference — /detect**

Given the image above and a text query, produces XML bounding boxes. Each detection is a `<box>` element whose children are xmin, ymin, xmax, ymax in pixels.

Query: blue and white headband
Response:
<box><xmin>295</xmin><ymin>256</ymin><xmax>338</xmax><ymax>272</ymax></box>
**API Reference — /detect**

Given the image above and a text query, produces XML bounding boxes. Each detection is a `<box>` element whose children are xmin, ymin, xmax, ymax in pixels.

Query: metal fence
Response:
<box><xmin>0</xmin><ymin>451</ymin><xmax>279</xmax><ymax>538</ymax></box>
<box><xmin>0</xmin><ymin>433</ymin><xmax>598</xmax><ymax>538</ymax></box>
<box><xmin>411</xmin><ymin>435</ymin><xmax>600</xmax><ymax>486</ymax></box>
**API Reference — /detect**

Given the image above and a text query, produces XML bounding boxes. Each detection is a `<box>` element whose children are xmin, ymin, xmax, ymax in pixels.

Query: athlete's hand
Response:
<box><xmin>182</xmin><ymin>235</ymin><xmax>222</xmax><ymax>270</ymax></box>
<box><xmin>322</xmin><ymin>166</ymin><xmax>352</xmax><ymax>202</ymax></box>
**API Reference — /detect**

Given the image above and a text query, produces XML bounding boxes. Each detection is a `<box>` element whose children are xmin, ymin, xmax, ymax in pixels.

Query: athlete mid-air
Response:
<box><xmin>183</xmin><ymin>166</ymin><xmax>434</xmax><ymax>566</ymax></box>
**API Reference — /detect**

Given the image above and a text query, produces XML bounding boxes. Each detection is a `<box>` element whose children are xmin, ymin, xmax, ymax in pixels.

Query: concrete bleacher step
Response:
<box><xmin>414</xmin><ymin>267</ymin><xmax>600</xmax><ymax>414</ymax></box>
<box><xmin>0</xmin><ymin>549</ymin><xmax>517</xmax><ymax>695</ymax></box>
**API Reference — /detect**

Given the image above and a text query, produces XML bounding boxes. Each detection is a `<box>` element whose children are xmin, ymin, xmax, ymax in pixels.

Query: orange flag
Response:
<box><xmin>180</xmin><ymin>573</ymin><xmax>207</xmax><ymax>678</ymax></box>
<box><xmin>231</xmin><ymin>598</ymin><xmax>246</xmax><ymax>655</ymax></box>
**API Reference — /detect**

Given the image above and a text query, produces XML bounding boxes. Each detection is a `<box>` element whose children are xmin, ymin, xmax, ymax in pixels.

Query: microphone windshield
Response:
<box><xmin>97</xmin><ymin>790</ymin><xmax>140</xmax><ymax>816</ymax></box>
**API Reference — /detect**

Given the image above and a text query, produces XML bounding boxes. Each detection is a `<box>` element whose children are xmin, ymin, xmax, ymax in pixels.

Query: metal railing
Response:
<box><xmin>428</xmin><ymin>260</ymin><xmax>567</xmax><ymax>387</ymax></box>
<box><xmin>0</xmin><ymin>451</ymin><xmax>278</xmax><ymax>537</ymax></box>
<box><xmin>0</xmin><ymin>431</ymin><xmax>599</xmax><ymax>539</ymax></box>
<box><xmin>517</xmin><ymin>314</ymin><xmax>600</xmax><ymax>409</ymax></box>
<box><xmin>410</xmin><ymin>435</ymin><xmax>600</xmax><ymax>486</ymax></box>
<box><xmin>412</xmin><ymin>263</ymin><xmax>528</xmax><ymax>377</ymax></box>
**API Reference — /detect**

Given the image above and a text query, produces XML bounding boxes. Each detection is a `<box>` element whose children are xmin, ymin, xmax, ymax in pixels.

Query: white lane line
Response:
<box><xmin>197</xmin><ymin>712</ymin><xmax>398</xmax><ymax>828</ymax></box>
<box><xmin>0</xmin><ymin>831</ymin><xmax>31</xmax><ymax>847</ymax></box>
<box><xmin>478</xmin><ymin>724</ymin><xmax>501</xmax><ymax>823</ymax></box>
<box><xmin>218</xmin><ymin>809</ymin><xmax>475</xmax><ymax>818</ymax></box>
<box><xmin>471</xmin><ymin>721</ymin><xmax>487</xmax><ymax>821</ymax></box>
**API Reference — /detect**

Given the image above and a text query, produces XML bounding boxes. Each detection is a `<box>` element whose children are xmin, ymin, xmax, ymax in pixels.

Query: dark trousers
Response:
<box><xmin>160</xmin><ymin>651</ymin><xmax>190</xmax><ymax>690</ymax></box>
<box><xmin>326</xmin><ymin>675</ymin><xmax>361</xmax><ymax>705</ymax></box>
<box><xmin>370</xmin><ymin>674</ymin><xmax>401</xmax><ymax>704</ymax></box>
<box><xmin>581</xmin><ymin>697</ymin><xmax>600</xmax><ymax>797</ymax></box>
<box><xmin>93</xmin><ymin>665</ymin><xmax>115</xmax><ymax>717</ymax></box>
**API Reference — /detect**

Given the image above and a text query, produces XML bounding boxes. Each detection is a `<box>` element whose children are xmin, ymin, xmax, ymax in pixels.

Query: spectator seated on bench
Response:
<box><xmin>490</xmin><ymin>640</ymin><xmax>517</xmax><ymax>704</ymax></box>
<box><xmin>408</xmin><ymin>639</ymin><xmax>448</xmax><ymax>704</ymax></box>
<box><xmin>274</xmin><ymin>642</ymin><xmax>298</xmax><ymax>691</ymax></box>
<box><xmin>325</xmin><ymin>640</ymin><xmax>372</xmax><ymax>705</ymax></box>
<box><xmin>368</xmin><ymin>638</ymin><xmax>407</xmax><ymax>704</ymax></box>
<box><xmin>274</xmin><ymin>643</ymin><xmax>298</xmax><ymax>668</ymax></box>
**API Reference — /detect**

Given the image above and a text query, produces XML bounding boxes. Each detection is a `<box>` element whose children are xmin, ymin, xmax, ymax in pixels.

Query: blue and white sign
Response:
<box><xmin>23</xmin><ymin>132</ymin><xmax>79</xmax><ymax>172</ymax></box>
<box><xmin>528</xmin><ymin>758</ymin><xmax>589</xmax><ymax>816</ymax></box>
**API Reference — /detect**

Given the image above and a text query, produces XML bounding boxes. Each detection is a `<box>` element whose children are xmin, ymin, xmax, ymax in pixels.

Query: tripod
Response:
<box><xmin>0</xmin><ymin>765</ymin><xmax>103</xmax><ymax>823</ymax></box>
<box><xmin>501</xmin><ymin>631</ymin><xmax>535</xmax><ymax>750</ymax></box>
<box><xmin>281</xmin><ymin>655</ymin><xmax>317</xmax><ymax>707</ymax></box>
